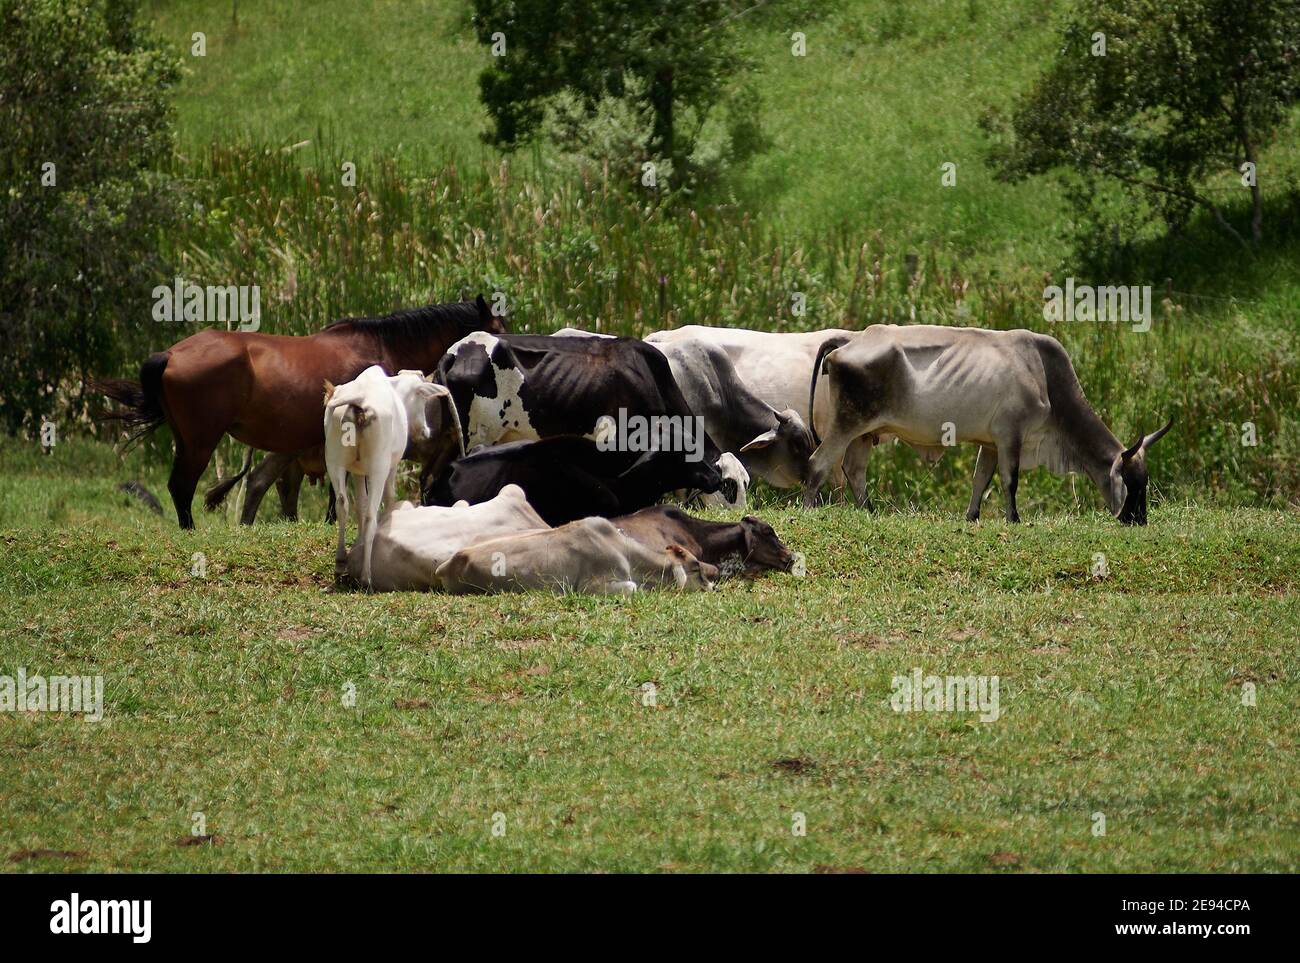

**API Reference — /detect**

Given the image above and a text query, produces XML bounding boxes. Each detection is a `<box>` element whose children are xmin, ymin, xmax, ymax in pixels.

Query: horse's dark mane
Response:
<box><xmin>324</xmin><ymin>300</ymin><xmax>484</xmax><ymax>344</ymax></box>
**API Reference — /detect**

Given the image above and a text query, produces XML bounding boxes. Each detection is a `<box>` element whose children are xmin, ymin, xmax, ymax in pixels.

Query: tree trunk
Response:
<box><xmin>651</xmin><ymin>66</ymin><xmax>674</xmax><ymax>162</ymax></box>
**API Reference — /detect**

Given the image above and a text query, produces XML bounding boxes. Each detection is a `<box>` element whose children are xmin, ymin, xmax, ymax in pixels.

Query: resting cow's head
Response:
<box><xmin>1109</xmin><ymin>419</ymin><xmax>1173</xmax><ymax>525</ymax></box>
<box><xmin>737</xmin><ymin>409</ymin><xmax>815</xmax><ymax>487</ymax></box>
<box><xmin>739</xmin><ymin>516</ymin><xmax>797</xmax><ymax>572</ymax></box>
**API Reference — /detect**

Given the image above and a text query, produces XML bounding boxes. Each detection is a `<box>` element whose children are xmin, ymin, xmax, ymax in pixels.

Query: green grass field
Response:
<box><xmin>2</xmin><ymin>441</ymin><xmax>1297</xmax><ymax>872</ymax></box>
<box><xmin>3</xmin><ymin>1</ymin><xmax>1296</xmax><ymax>873</ymax></box>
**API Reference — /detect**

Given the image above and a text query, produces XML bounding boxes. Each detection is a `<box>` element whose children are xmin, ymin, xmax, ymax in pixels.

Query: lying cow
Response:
<box><xmin>436</xmin><ymin>516</ymin><xmax>719</xmax><ymax>594</ymax></box>
<box><xmin>612</xmin><ymin>506</ymin><xmax>796</xmax><ymax>579</ymax></box>
<box><xmin>426</xmin><ymin>435</ymin><xmax>723</xmax><ymax>527</ymax></box>
<box><xmin>554</xmin><ymin>327</ymin><xmax>813</xmax><ymax>493</ymax></box>
<box><xmin>324</xmin><ymin>366</ymin><xmax>452</xmax><ymax>585</ymax></box>
<box><xmin>803</xmin><ymin>325</ymin><xmax>1173</xmax><ymax>524</ymax></box>
<box><xmin>435</xmin><ymin>332</ymin><xmax>744</xmax><ymax>505</ymax></box>
<box><xmin>345</xmin><ymin>484</ymin><xmax>548</xmax><ymax>591</ymax></box>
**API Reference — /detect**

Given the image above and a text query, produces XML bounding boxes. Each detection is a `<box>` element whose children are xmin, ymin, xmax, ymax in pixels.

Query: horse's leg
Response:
<box><xmin>158</xmin><ymin>336</ymin><xmax>247</xmax><ymax>530</ymax></box>
<box><xmin>276</xmin><ymin>458</ymin><xmax>305</xmax><ymax>521</ymax></box>
<box><xmin>168</xmin><ymin>437</ymin><xmax>217</xmax><ymax>530</ymax></box>
<box><xmin>240</xmin><ymin>452</ymin><xmax>292</xmax><ymax>525</ymax></box>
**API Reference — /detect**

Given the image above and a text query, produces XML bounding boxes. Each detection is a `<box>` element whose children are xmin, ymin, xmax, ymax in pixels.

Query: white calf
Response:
<box><xmin>324</xmin><ymin>365</ymin><xmax>447</xmax><ymax>587</ymax></box>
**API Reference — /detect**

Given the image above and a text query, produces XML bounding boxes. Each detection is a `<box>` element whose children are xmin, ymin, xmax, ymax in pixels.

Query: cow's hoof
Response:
<box><xmin>965</xmin><ymin>511</ymin><xmax>980</xmax><ymax>522</ymax></box>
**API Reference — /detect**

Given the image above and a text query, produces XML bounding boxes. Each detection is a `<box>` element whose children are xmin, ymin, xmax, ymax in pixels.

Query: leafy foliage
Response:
<box><xmin>0</xmin><ymin>0</ymin><xmax>181</xmax><ymax>433</ymax></box>
<box><xmin>982</xmin><ymin>0</ymin><xmax>1300</xmax><ymax>261</ymax></box>
<box><xmin>471</xmin><ymin>0</ymin><xmax>762</xmax><ymax>185</ymax></box>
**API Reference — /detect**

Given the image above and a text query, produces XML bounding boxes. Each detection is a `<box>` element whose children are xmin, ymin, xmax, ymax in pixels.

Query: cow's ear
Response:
<box><xmin>740</xmin><ymin>428</ymin><xmax>778</xmax><ymax>452</ymax></box>
<box><xmin>417</xmin><ymin>382</ymin><xmax>450</xmax><ymax>399</ymax></box>
<box><xmin>617</xmin><ymin>448</ymin><xmax>658</xmax><ymax>478</ymax></box>
<box><xmin>1121</xmin><ymin>431</ymin><xmax>1143</xmax><ymax>462</ymax></box>
<box><xmin>475</xmin><ymin>294</ymin><xmax>495</xmax><ymax>326</ymax></box>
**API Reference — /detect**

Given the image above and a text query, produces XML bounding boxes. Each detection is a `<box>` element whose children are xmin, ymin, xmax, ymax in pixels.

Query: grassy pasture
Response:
<box><xmin>3</xmin><ymin>0</ymin><xmax>1295</xmax><ymax>873</ymax></box>
<box><xmin>1</xmin><ymin>441</ymin><xmax>1297</xmax><ymax>872</ymax></box>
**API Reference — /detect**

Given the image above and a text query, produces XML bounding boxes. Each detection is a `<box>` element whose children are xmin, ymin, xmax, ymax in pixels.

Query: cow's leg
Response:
<box><xmin>325</xmin><ymin>484</ymin><xmax>337</xmax><ymax>524</ymax></box>
<box><xmin>168</xmin><ymin>438</ymin><xmax>216</xmax><ymax>531</ymax></box>
<box><xmin>828</xmin><ymin>464</ymin><xmax>848</xmax><ymax>500</ymax></box>
<box><xmin>240</xmin><ymin>451</ymin><xmax>292</xmax><ymax>525</ymax></box>
<box><xmin>842</xmin><ymin>436</ymin><xmax>875</xmax><ymax>511</ymax></box>
<box><xmin>382</xmin><ymin>453</ymin><xmax>401</xmax><ymax>516</ymax></box>
<box><xmin>966</xmin><ymin>445</ymin><xmax>998</xmax><ymax>521</ymax></box>
<box><xmin>275</xmin><ymin>458</ymin><xmax>305</xmax><ymax>521</ymax></box>
<box><xmin>803</xmin><ymin>430</ymin><xmax>860</xmax><ymax>508</ymax></box>
<box><xmin>330</xmin><ymin>468</ymin><xmax>351</xmax><ymax>579</ymax></box>
<box><xmin>358</xmin><ymin>472</ymin><xmax>382</xmax><ymax>589</ymax></box>
<box><xmin>996</xmin><ymin>438</ymin><xmax>1022</xmax><ymax>523</ymax></box>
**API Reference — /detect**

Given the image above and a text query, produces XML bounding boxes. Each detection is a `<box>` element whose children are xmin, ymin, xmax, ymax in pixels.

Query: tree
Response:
<box><xmin>471</xmin><ymin>0</ymin><xmax>755</xmax><ymax>181</ymax></box>
<box><xmin>982</xmin><ymin>0</ymin><xmax>1300</xmax><ymax>254</ymax></box>
<box><xmin>0</xmin><ymin>0</ymin><xmax>180</xmax><ymax>433</ymax></box>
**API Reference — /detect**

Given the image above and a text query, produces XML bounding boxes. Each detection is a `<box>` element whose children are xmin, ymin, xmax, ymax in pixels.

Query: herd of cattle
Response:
<box><xmin>95</xmin><ymin>296</ymin><xmax>1172</xmax><ymax>594</ymax></box>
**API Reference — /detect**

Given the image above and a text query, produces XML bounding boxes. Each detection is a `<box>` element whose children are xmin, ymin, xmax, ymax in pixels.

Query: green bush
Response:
<box><xmin>0</xmin><ymin>0</ymin><xmax>181</xmax><ymax>434</ymax></box>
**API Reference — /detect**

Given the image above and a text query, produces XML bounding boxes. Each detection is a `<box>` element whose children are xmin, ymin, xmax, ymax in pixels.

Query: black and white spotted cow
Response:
<box><xmin>430</xmin><ymin>332</ymin><xmax>742</xmax><ymax>504</ymax></box>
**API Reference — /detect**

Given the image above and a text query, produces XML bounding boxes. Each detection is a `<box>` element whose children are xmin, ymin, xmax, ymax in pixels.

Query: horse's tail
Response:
<box><xmin>808</xmin><ymin>336</ymin><xmax>850</xmax><ymax>446</ymax></box>
<box><xmin>203</xmin><ymin>446</ymin><xmax>255</xmax><ymax>512</ymax></box>
<box><xmin>90</xmin><ymin>352</ymin><xmax>169</xmax><ymax>448</ymax></box>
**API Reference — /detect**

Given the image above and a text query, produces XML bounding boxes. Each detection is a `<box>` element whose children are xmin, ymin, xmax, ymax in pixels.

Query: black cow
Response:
<box><xmin>432</xmin><ymin>332</ymin><xmax>748</xmax><ymax>504</ymax></box>
<box><xmin>426</xmin><ymin>436</ymin><xmax>724</xmax><ymax>527</ymax></box>
<box><xmin>611</xmin><ymin>505</ymin><xmax>796</xmax><ymax>577</ymax></box>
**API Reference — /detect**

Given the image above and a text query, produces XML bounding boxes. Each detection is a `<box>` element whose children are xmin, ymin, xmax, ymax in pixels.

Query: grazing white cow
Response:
<box><xmin>645</xmin><ymin>324</ymin><xmax>863</xmax><ymax>491</ymax></box>
<box><xmin>645</xmin><ymin>325</ymin><xmax>854</xmax><ymax>427</ymax></box>
<box><xmin>324</xmin><ymin>366</ymin><xmax>449</xmax><ymax>586</ymax></box>
<box><xmin>345</xmin><ymin>484</ymin><xmax>548</xmax><ymax>591</ymax></box>
<box><xmin>436</xmin><ymin>516</ymin><xmax>719</xmax><ymax>595</ymax></box>
<box><xmin>803</xmin><ymin>325</ymin><xmax>1173</xmax><ymax>524</ymax></box>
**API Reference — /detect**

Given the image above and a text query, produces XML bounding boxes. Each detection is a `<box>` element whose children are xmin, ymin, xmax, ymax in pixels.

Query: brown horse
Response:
<box><xmin>94</xmin><ymin>297</ymin><xmax>505</xmax><ymax>529</ymax></box>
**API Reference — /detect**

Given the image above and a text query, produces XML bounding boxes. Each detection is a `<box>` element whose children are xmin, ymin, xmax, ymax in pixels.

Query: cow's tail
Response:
<box><xmin>89</xmin><ymin>352</ymin><xmax>169</xmax><ymax>448</ymax></box>
<box><xmin>439</xmin><ymin>385</ymin><xmax>466</xmax><ymax>459</ymax></box>
<box><xmin>203</xmin><ymin>446</ymin><xmax>255</xmax><ymax>512</ymax></box>
<box><xmin>808</xmin><ymin>336</ymin><xmax>850</xmax><ymax>446</ymax></box>
<box><xmin>433</xmin><ymin>361</ymin><xmax>471</xmax><ymax>456</ymax></box>
<box><xmin>326</xmin><ymin>401</ymin><xmax>369</xmax><ymax>471</ymax></box>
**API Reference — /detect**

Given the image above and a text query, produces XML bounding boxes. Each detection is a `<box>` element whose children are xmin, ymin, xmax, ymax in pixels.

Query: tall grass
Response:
<box><xmin>136</xmin><ymin>142</ymin><xmax>1300</xmax><ymax>512</ymax></box>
